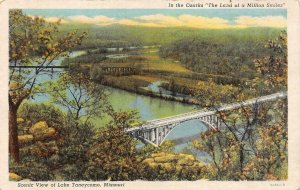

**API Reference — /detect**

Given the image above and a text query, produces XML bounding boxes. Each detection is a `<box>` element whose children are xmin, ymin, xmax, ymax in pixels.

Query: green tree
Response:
<box><xmin>192</xmin><ymin>100</ymin><xmax>287</xmax><ymax>180</ymax></box>
<box><xmin>15</xmin><ymin>103</ymin><xmax>97</xmax><ymax>181</ymax></box>
<box><xmin>253</xmin><ymin>30</ymin><xmax>287</xmax><ymax>93</ymax></box>
<box><xmin>138</xmin><ymin>140</ymin><xmax>175</xmax><ymax>160</ymax></box>
<box><xmin>84</xmin><ymin>107</ymin><xmax>142</xmax><ymax>180</ymax></box>
<box><xmin>58</xmin><ymin>121</ymin><xmax>96</xmax><ymax>180</ymax></box>
<box><xmin>9</xmin><ymin>10</ymin><xmax>86</xmax><ymax>162</ymax></box>
<box><xmin>193</xmin><ymin>78</ymin><xmax>239</xmax><ymax>107</ymax></box>
<box><xmin>48</xmin><ymin>72</ymin><xmax>108</xmax><ymax>122</ymax></box>
<box><xmin>192</xmin><ymin>32</ymin><xmax>288</xmax><ymax>180</ymax></box>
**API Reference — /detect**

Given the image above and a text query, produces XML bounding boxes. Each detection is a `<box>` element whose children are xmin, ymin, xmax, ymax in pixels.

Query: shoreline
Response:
<box><xmin>95</xmin><ymin>79</ymin><xmax>200</xmax><ymax>106</ymax></box>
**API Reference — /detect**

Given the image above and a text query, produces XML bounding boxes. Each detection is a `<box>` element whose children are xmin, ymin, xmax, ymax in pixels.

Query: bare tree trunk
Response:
<box><xmin>9</xmin><ymin>101</ymin><xmax>20</xmax><ymax>163</ymax></box>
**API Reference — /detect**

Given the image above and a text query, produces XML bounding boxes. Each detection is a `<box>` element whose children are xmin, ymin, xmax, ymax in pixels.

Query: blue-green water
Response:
<box><xmin>26</xmin><ymin>51</ymin><xmax>210</xmax><ymax>161</ymax></box>
<box><xmin>99</xmin><ymin>87</ymin><xmax>211</xmax><ymax>161</ymax></box>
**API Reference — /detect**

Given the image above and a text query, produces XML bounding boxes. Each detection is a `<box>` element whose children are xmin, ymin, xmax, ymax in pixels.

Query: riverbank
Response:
<box><xmin>67</xmin><ymin>47</ymin><xmax>242</xmax><ymax>106</ymax></box>
<box><xmin>98</xmin><ymin>75</ymin><xmax>199</xmax><ymax>105</ymax></box>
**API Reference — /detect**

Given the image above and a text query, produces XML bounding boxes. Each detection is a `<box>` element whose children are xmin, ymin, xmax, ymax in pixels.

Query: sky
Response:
<box><xmin>23</xmin><ymin>9</ymin><xmax>287</xmax><ymax>29</ymax></box>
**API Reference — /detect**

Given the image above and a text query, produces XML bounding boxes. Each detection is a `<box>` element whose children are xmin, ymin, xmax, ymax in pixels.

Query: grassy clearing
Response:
<box><xmin>161</xmin><ymin>76</ymin><xmax>199</xmax><ymax>88</ymax></box>
<box><xmin>129</xmin><ymin>75</ymin><xmax>163</xmax><ymax>83</ymax></box>
<box><xmin>72</xmin><ymin>46</ymin><xmax>239</xmax><ymax>99</ymax></box>
<box><xmin>140</xmin><ymin>54</ymin><xmax>191</xmax><ymax>73</ymax></box>
<box><xmin>96</xmin><ymin>48</ymin><xmax>192</xmax><ymax>74</ymax></box>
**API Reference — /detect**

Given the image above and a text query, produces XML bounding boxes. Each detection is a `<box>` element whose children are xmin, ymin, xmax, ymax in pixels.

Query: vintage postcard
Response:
<box><xmin>0</xmin><ymin>0</ymin><xmax>300</xmax><ymax>189</ymax></box>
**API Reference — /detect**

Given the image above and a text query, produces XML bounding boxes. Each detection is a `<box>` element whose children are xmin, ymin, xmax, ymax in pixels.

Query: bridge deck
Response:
<box><xmin>126</xmin><ymin>91</ymin><xmax>287</xmax><ymax>132</ymax></box>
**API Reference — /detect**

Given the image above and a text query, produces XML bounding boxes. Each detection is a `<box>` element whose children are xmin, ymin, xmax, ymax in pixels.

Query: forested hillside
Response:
<box><xmin>58</xmin><ymin>24</ymin><xmax>282</xmax><ymax>51</ymax></box>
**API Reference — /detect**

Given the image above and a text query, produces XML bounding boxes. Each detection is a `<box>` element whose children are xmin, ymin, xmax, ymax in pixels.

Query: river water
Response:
<box><xmin>27</xmin><ymin>51</ymin><xmax>211</xmax><ymax>162</ymax></box>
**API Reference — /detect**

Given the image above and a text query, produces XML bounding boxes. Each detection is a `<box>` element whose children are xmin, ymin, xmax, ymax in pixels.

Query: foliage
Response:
<box><xmin>140</xmin><ymin>152</ymin><xmax>208</xmax><ymax>180</ymax></box>
<box><xmin>58</xmin><ymin>24</ymin><xmax>281</xmax><ymax>50</ymax></box>
<box><xmin>138</xmin><ymin>140</ymin><xmax>175</xmax><ymax>159</ymax></box>
<box><xmin>193</xmin><ymin>78</ymin><xmax>239</xmax><ymax>107</ymax></box>
<box><xmin>47</xmin><ymin>72</ymin><xmax>108</xmax><ymax>121</ymax></box>
<box><xmin>159</xmin><ymin>37</ymin><xmax>269</xmax><ymax>80</ymax></box>
<box><xmin>190</xmin><ymin>32</ymin><xmax>288</xmax><ymax>180</ymax></box>
<box><xmin>18</xmin><ymin>102</ymin><xmax>65</xmax><ymax>131</ymax></box>
<box><xmin>61</xmin><ymin>26</ymin><xmax>282</xmax><ymax>99</ymax></box>
<box><xmin>192</xmin><ymin>99</ymin><xmax>287</xmax><ymax>180</ymax></box>
<box><xmin>9</xmin><ymin>9</ymin><xmax>86</xmax><ymax>162</ymax></box>
<box><xmin>84</xmin><ymin>107</ymin><xmax>142</xmax><ymax>180</ymax></box>
<box><xmin>17</xmin><ymin>103</ymin><xmax>98</xmax><ymax>181</ymax></box>
<box><xmin>62</xmin><ymin>52</ymin><xmax>106</xmax><ymax>65</ymax></box>
<box><xmin>10</xmin><ymin>156</ymin><xmax>54</xmax><ymax>181</ymax></box>
<box><xmin>58</xmin><ymin>121</ymin><xmax>96</xmax><ymax>180</ymax></box>
<box><xmin>99</xmin><ymin>75</ymin><xmax>150</xmax><ymax>92</ymax></box>
<box><xmin>9</xmin><ymin>11</ymin><xmax>288</xmax><ymax>181</ymax></box>
<box><xmin>252</xmin><ymin>31</ymin><xmax>287</xmax><ymax>93</ymax></box>
<box><xmin>60</xmin><ymin>164</ymin><xmax>86</xmax><ymax>181</ymax></box>
<box><xmin>9</xmin><ymin>10</ymin><xmax>86</xmax><ymax>105</ymax></box>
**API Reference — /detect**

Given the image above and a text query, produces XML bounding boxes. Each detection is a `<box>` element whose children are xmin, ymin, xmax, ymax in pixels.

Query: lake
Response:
<box><xmin>27</xmin><ymin>51</ymin><xmax>211</xmax><ymax>162</ymax></box>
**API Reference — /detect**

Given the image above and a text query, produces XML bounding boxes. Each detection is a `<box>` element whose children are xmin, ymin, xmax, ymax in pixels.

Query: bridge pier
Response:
<box><xmin>151</xmin><ymin>129</ymin><xmax>155</xmax><ymax>142</ymax></box>
<box><xmin>156</xmin><ymin>128</ymin><xmax>159</xmax><ymax>145</ymax></box>
<box><xmin>213</xmin><ymin>115</ymin><xmax>217</xmax><ymax>123</ymax></box>
<box><xmin>217</xmin><ymin>119</ymin><xmax>223</xmax><ymax>129</ymax></box>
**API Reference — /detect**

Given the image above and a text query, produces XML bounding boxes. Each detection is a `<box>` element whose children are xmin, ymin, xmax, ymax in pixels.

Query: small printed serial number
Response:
<box><xmin>270</xmin><ymin>183</ymin><xmax>285</xmax><ymax>187</ymax></box>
